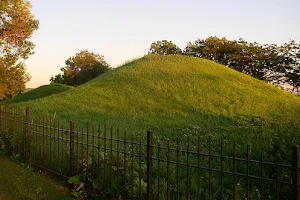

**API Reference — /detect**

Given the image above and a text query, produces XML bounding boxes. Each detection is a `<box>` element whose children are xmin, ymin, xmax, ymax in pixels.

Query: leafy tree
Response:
<box><xmin>148</xmin><ymin>40</ymin><xmax>182</xmax><ymax>55</ymax></box>
<box><xmin>278</xmin><ymin>40</ymin><xmax>300</xmax><ymax>94</ymax></box>
<box><xmin>49</xmin><ymin>74</ymin><xmax>66</xmax><ymax>85</ymax></box>
<box><xmin>183</xmin><ymin>37</ymin><xmax>297</xmax><ymax>86</ymax></box>
<box><xmin>0</xmin><ymin>0</ymin><xmax>39</xmax><ymax>100</ymax></box>
<box><xmin>50</xmin><ymin>50</ymin><xmax>110</xmax><ymax>86</ymax></box>
<box><xmin>184</xmin><ymin>38</ymin><xmax>206</xmax><ymax>57</ymax></box>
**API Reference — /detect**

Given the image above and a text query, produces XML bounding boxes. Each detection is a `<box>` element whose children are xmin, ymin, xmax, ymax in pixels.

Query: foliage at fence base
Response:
<box><xmin>0</xmin><ymin>104</ymin><xmax>299</xmax><ymax>200</ymax></box>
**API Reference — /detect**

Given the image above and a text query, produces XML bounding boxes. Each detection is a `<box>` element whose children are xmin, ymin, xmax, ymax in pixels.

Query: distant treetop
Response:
<box><xmin>148</xmin><ymin>40</ymin><xmax>182</xmax><ymax>55</ymax></box>
<box><xmin>50</xmin><ymin>50</ymin><xmax>111</xmax><ymax>86</ymax></box>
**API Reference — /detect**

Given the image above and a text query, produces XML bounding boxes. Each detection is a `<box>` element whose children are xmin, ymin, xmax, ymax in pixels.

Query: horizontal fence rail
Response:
<box><xmin>0</xmin><ymin>104</ymin><xmax>299</xmax><ymax>200</ymax></box>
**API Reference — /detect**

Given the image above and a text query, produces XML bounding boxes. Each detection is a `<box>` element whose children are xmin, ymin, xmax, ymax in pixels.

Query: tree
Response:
<box><xmin>148</xmin><ymin>40</ymin><xmax>182</xmax><ymax>55</ymax></box>
<box><xmin>49</xmin><ymin>74</ymin><xmax>66</xmax><ymax>85</ymax></box>
<box><xmin>277</xmin><ymin>40</ymin><xmax>300</xmax><ymax>94</ymax></box>
<box><xmin>184</xmin><ymin>37</ymin><xmax>285</xmax><ymax>80</ymax></box>
<box><xmin>0</xmin><ymin>0</ymin><xmax>39</xmax><ymax>100</ymax></box>
<box><xmin>50</xmin><ymin>50</ymin><xmax>110</xmax><ymax>86</ymax></box>
<box><xmin>184</xmin><ymin>38</ymin><xmax>206</xmax><ymax>57</ymax></box>
<box><xmin>184</xmin><ymin>37</ymin><xmax>300</xmax><ymax>94</ymax></box>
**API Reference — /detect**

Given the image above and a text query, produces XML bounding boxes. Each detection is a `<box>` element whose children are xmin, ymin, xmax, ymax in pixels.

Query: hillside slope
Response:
<box><xmin>3</xmin><ymin>84</ymin><xmax>72</xmax><ymax>104</ymax></box>
<box><xmin>15</xmin><ymin>55</ymin><xmax>300</xmax><ymax>153</ymax></box>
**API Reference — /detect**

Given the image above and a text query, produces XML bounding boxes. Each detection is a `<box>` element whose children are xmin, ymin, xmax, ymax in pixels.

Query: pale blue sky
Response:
<box><xmin>26</xmin><ymin>0</ymin><xmax>300</xmax><ymax>88</ymax></box>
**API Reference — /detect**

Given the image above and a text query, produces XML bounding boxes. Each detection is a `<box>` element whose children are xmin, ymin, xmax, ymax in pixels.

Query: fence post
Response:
<box><xmin>70</xmin><ymin>121</ymin><xmax>75</xmax><ymax>176</ymax></box>
<box><xmin>292</xmin><ymin>146</ymin><xmax>300</xmax><ymax>200</ymax></box>
<box><xmin>25</xmin><ymin>107</ymin><xmax>30</xmax><ymax>163</ymax></box>
<box><xmin>147</xmin><ymin>131</ymin><xmax>153</xmax><ymax>200</ymax></box>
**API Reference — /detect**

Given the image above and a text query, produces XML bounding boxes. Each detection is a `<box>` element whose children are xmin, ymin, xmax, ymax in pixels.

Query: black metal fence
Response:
<box><xmin>0</xmin><ymin>104</ymin><xmax>299</xmax><ymax>199</ymax></box>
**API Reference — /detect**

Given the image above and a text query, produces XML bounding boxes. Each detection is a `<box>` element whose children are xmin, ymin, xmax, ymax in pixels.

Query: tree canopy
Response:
<box><xmin>183</xmin><ymin>37</ymin><xmax>300</xmax><ymax>94</ymax></box>
<box><xmin>148</xmin><ymin>40</ymin><xmax>182</xmax><ymax>55</ymax></box>
<box><xmin>50</xmin><ymin>50</ymin><xmax>110</xmax><ymax>86</ymax></box>
<box><xmin>0</xmin><ymin>0</ymin><xmax>39</xmax><ymax>100</ymax></box>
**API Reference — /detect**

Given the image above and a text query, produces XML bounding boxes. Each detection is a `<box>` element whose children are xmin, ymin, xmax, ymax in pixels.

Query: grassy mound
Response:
<box><xmin>15</xmin><ymin>55</ymin><xmax>300</xmax><ymax>155</ymax></box>
<box><xmin>3</xmin><ymin>83</ymin><xmax>72</xmax><ymax>104</ymax></box>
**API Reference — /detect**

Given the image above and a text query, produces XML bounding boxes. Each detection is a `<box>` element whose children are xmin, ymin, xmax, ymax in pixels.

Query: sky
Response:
<box><xmin>25</xmin><ymin>0</ymin><xmax>300</xmax><ymax>88</ymax></box>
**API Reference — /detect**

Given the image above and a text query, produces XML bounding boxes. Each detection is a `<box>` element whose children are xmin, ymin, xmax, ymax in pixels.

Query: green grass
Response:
<box><xmin>3</xmin><ymin>83</ymin><xmax>72</xmax><ymax>104</ymax></box>
<box><xmin>13</xmin><ymin>55</ymin><xmax>300</xmax><ymax>155</ymax></box>
<box><xmin>5</xmin><ymin>54</ymin><xmax>300</xmax><ymax>199</ymax></box>
<box><xmin>0</xmin><ymin>153</ymin><xmax>73</xmax><ymax>200</ymax></box>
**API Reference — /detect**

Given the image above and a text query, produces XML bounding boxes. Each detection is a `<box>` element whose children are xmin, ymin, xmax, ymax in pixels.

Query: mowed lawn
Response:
<box><xmin>0</xmin><ymin>154</ymin><xmax>73</xmax><ymax>200</ymax></box>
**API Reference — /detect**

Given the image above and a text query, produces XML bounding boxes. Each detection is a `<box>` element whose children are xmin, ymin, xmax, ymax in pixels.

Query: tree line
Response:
<box><xmin>53</xmin><ymin>38</ymin><xmax>300</xmax><ymax>95</ymax></box>
<box><xmin>149</xmin><ymin>38</ymin><xmax>300</xmax><ymax>94</ymax></box>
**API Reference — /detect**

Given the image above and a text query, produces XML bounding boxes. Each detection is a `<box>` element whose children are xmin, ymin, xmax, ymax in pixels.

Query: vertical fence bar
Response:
<box><xmin>167</xmin><ymin>140</ymin><xmax>170</xmax><ymax>200</ymax></box>
<box><xmin>276</xmin><ymin>158</ymin><xmax>280</xmax><ymax>200</ymax></box>
<box><xmin>233</xmin><ymin>142</ymin><xmax>237</xmax><ymax>200</ymax></box>
<box><xmin>76</xmin><ymin>129</ymin><xmax>79</xmax><ymax>175</ymax></box>
<box><xmin>131</xmin><ymin>135</ymin><xmax>134</xmax><ymax>200</ymax></box>
<box><xmin>19</xmin><ymin>108</ymin><xmax>23</xmax><ymax>154</ymax></box>
<box><xmin>209</xmin><ymin>136</ymin><xmax>213</xmax><ymax>200</ymax></box>
<box><xmin>177</xmin><ymin>137</ymin><xmax>180</xmax><ymax>200</ymax></box>
<box><xmin>123</xmin><ymin>131</ymin><xmax>127</xmax><ymax>200</ymax></box>
<box><xmin>197</xmin><ymin>136</ymin><xmax>200</xmax><ymax>200</ymax></box>
<box><xmin>139</xmin><ymin>140</ymin><xmax>142</xmax><ymax>200</ymax></box>
<box><xmin>81</xmin><ymin>128</ymin><xmax>84</xmax><ymax>181</ymax></box>
<box><xmin>49</xmin><ymin>119</ymin><xmax>52</xmax><ymax>170</ymax></box>
<box><xmin>147</xmin><ymin>131</ymin><xmax>153</xmax><ymax>200</ymax></box>
<box><xmin>25</xmin><ymin>107</ymin><xmax>30</xmax><ymax>163</ymax></box>
<box><xmin>261</xmin><ymin>152</ymin><xmax>264</xmax><ymax>200</ymax></box>
<box><xmin>157</xmin><ymin>144</ymin><xmax>160</xmax><ymax>200</ymax></box>
<box><xmin>34</xmin><ymin>119</ymin><xmax>37</xmax><ymax>165</ymax></box>
<box><xmin>37</xmin><ymin>118</ymin><xmax>40</xmax><ymax>166</ymax></box>
<box><xmin>61</xmin><ymin>124</ymin><xmax>64</xmax><ymax>175</ymax></box>
<box><xmin>116</xmin><ymin>128</ymin><xmax>120</xmax><ymax>198</ymax></box>
<box><xmin>221</xmin><ymin>138</ymin><xmax>224</xmax><ymax>200</ymax></box>
<box><xmin>18</xmin><ymin>107</ymin><xmax>21</xmax><ymax>153</ymax></box>
<box><xmin>57</xmin><ymin>122</ymin><xmax>60</xmax><ymax>174</ymax></box>
<box><xmin>97</xmin><ymin>125</ymin><xmax>101</xmax><ymax>194</ymax></box>
<box><xmin>110</xmin><ymin>125</ymin><xmax>113</xmax><ymax>199</ymax></box>
<box><xmin>187</xmin><ymin>136</ymin><xmax>190</xmax><ymax>200</ymax></box>
<box><xmin>65</xmin><ymin>124</ymin><xmax>69</xmax><ymax>176</ymax></box>
<box><xmin>247</xmin><ymin>145</ymin><xmax>250</xmax><ymax>200</ymax></box>
<box><xmin>46</xmin><ymin>118</ymin><xmax>49</xmax><ymax>167</ymax></box>
<box><xmin>70</xmin><ymin>121</ymin><xmax>75</xmax><ymax>176</ymax></box>
<box><xmin>86</xmin><ymin>125</ymin><xmax>89</xmax><ymax>182</ymax></box>
<box><xmin>42</xmin><ymin>118</ymin><xmax>45</xmax><ymax>165</ymax></box>
<box><xmin>103</xmin><ymin>124</ymin><xmax>107</xmax><ymax>191</ymax></box>
<box><xmin>92</xmin><ymin>125</ymin><xmax>95</xmax><ymax>185</ymax></box>
<box><xmin>292</xmin><ymin>146</ymin><xmax>300</xmax><ymax>200</ymax></box>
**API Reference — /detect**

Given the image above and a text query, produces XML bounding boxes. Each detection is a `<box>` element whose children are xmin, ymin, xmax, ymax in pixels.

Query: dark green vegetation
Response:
<box><xmin>0</xmin><ymin>153</ymin><xmax>73</xmax><ymax>200</ymax></box>
<box><xmin>3</xmin><ymin>84</ymin><xmax>72</xmax><ymax>104</ymax></box>
<box><xmin>15</xmin><ymin>55</ymin><xmax>300</xmax><ymax>156</ymax></box>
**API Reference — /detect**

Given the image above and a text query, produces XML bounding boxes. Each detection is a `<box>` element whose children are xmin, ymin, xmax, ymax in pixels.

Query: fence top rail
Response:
<box><xmin>26</xmin><ymin>121</ymin><xmax>294</xmax><ymax>168</ymax></box>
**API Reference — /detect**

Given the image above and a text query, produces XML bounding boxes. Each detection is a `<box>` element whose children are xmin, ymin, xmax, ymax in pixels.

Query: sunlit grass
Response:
<box><xmin>4</xmin><ymin>54</ymin><xmax>299</xmax><ymax>199</ymax></box>
<box><xmin>12</xmin><ymin>54</ymin><xmax>300</xmax><ymax>156</ymax></box>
